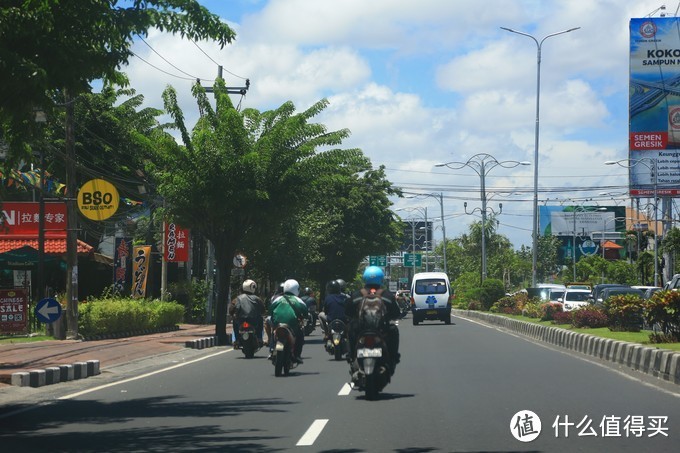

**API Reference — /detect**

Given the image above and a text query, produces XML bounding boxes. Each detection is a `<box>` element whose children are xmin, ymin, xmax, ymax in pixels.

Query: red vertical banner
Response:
<box><xmin>132</xmin><ymin>246</ymin><xmax>151</xmax><ymax>299</ymax></box>
<box><xmin>164</xmin><ymin>222</ymin><xmax>190</xmax><ymax>262</ymax></box>
<box><xmin>0</xmin><ymin>288</ymin><xmax>29</xmax><ymax>334</ymax></box>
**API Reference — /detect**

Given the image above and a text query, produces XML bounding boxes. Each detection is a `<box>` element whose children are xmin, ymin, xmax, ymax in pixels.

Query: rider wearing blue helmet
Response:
<box><xmin>346</xmin><ymin>266</ymin><xmax>401</xmax><ymax>373</ymax></box>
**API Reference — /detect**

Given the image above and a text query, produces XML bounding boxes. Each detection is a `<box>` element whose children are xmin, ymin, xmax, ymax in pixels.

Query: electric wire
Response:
<box><xmin>190</xmin><ymin>39</ymin><xmax>248</xmax><ymax>80</ymax></box>
<box><xmin>137</xmin><ymin>35</ymin><xmax>208</xmax><ymax>81</ymax></box>
<box><xmin>130</xmin><ymin>51</ymin><xmax>195</xmax><ymax>81</ymax></box>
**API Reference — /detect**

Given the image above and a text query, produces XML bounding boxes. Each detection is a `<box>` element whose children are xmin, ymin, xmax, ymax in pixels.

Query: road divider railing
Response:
<box><xmin>11</xmin><ymin>360</ymin><xmax>100</xmax><ymax>388</ymax></box>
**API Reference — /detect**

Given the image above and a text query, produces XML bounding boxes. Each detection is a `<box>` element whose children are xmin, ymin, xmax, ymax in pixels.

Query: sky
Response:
<box><xmin>120</xmin><ymin>0</ymin><xmax>675</xmax><ymax>250</ymax></box>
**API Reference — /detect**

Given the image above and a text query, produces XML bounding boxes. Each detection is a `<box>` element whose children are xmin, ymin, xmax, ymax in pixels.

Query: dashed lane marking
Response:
<box><xmin>297</xmin><ymin>419</ymin><xmax>329</xmax><ymax>446</ymax></box>
<box><xmin>338</xmin><ymin>382</ymin><xmax>352</xmax><ymax>396</ymax></box>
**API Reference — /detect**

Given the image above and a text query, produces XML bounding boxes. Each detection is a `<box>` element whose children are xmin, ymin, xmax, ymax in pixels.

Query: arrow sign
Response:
<box><xmin>35</xmin><ymin>298</ymin><xmax>62</xmax><ymax>324</ymax></box>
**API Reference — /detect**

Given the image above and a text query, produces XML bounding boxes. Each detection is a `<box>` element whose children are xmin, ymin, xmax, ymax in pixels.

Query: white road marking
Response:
<box><xmin>338</xmin><ymin>382</ymin><xmax>352</xmax><ymax>396</ymax></box>
<box><xmin>58</xmin><ymin>348</ymin><xmax>233</xmax><ymax>400</ymax></box>
<box><xmin>296</xmin><ymin>419</ymin><xmax>329</xmax><ymax>446</ymax></box>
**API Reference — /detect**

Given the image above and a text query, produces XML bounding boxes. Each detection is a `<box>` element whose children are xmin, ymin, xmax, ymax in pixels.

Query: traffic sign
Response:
<box><xmin>77</xmin><ymin>178</ymin><xmax>120</xmax><ymax>221</ymax></box>
<box><xmin>404</xmin><ymin>253</ymin><xmax>422</xmax><ymax>267</ymax></box>
<box><xmin>369</xmin><ymin>255</ymin><xmax>387</xmax><ymax>266</ymax></box>
<box><xmin>35</xmin><ymin>297</ymin><xmax>62</xmax><ymax>324</ymax></box>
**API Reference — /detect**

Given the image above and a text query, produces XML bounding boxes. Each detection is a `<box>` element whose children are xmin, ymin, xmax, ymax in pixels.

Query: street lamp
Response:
<box><xmin>501</xmin><ymin>25</ymin><xmax>580</xmax><ymax>286</ymax></box>
<box><xmin>436</xmin><ymin>153</ymin><xmax>529</xmax><ymax>282</ymax></box>
<box><xmin>606</xmin><ymin>159</ymin><xmax>659</xmax><ymax>286</ymax></box>
<box><xmin>404</xmin><ymin>192</ymin><xmax>448</xmax><ymax>274</ymax></box>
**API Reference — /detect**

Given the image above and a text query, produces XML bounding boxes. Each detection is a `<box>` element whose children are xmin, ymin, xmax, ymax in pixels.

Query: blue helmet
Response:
<box><xmin>362</xmin><ymin>266</ymin><xmax>384</xmax><ymax>286</ymax></box>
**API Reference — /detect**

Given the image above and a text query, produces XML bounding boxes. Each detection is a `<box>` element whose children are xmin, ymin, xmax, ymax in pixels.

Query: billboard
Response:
<box><xmin>0</xmin><ymin>202</ymin><xmax>67</xmax><ymax>236</ymax></box>
<box><xmin>163</xmin><ymin>222</ymin><xmax>189</xmax><ymax>262</ymax></box>
<box><xmin>629</xmin><ymin>17</ymin><xmax>680</xmax><ymax>197</ymax></box>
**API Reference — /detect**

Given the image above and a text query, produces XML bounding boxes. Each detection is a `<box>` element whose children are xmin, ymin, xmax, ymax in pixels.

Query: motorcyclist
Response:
<box><xmin>269</xmin><ymin>279</ymin><xmax>308</xmax><ymax>364</ymax></box>
<box><xmin>229</xmin><ymin>279</ymin><xmax>265</xmax><ymax>347</ymax></box>
<box><xmin>264</xmin><ymin>283</ymin><xmax>284</xmax><ymax>349</ymax></box>
<box><xmin>300</xmin><ymin>287</ymin><xmax>318</xmax><ymax>315</ymax></box>
<box><xmin>319</xmin><ymin>279</ymin><xmax>349</xmax><ymax>339</ymax></box>
<box><xmin>346</xmin><ymin>266</ymin><xmax>401</xmax><ymax>373</ymax></box>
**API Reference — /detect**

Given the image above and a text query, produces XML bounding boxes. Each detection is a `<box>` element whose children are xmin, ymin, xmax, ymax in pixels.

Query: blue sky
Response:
<box><xmin>121</xmin><ymin>0</ymin><xmax>674</xmax><ymax>249</ymax></box>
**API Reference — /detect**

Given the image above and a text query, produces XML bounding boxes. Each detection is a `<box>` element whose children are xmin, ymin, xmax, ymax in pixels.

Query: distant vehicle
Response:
<box><xmin>566</xmin><ymin>283</ymin><xmax>591</xmax><ymax>291</ymax></box>
<box><xmin>549</xmin><ymin>289</ymin><xmax>565</xmax><ymax>304</ymax></box>
<box><xmin>590</xmin><ymin>283</ymin><xmax>629</xmax><ymax>304</ymax></box>
<box><xmin>594</xmin><ymin>286</ymin><xmax>644</xmax><ymax>308</ymax></box>
<box><xmin>664</xmin><ymin>274</ymin><xmax>680</xmax><ymax>291</ymax></box>
<box><xmin>559</xmin><ymin>289</ymin><xmax>591</xmax><ymax>311</ymax></box>
<box><xmin>528</xmin><ymin>283</ymin><xmax>567</xmax><ymax>302</ymax></box>
<box><xmin>641</xmin><ymin>287</ymin><xmax>662</xmax><ymax>299</ymax></box>
<box><xmin>410</xmin><ymin>272</ymin><xmax>452</xmax><ymax>325</ymax></box>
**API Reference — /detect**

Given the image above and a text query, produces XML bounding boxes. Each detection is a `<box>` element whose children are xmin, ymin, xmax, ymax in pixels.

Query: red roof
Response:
<box><xmin>602</xmin><ymin>240</ymin><xmax>623</xmax><ymax>249</ymax></box>
<box><xmin>0</xmin><ymin>237</ymin><xmax>93</xmax><ymax>254</ymax></box>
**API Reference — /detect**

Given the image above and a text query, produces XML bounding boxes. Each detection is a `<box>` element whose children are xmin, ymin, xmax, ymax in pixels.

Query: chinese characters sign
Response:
<box><xmin>113</xmin><ymin>237</ymin><xmax>132</xmax><ymax>294</ymax></box>
<box><xmin>163</xmin><ymin>222</ymin><xmax>189</xmax><ymax>262</ymax></box>
<box><xmin>0</xmin><ymin>202</ymin><xmax>67</xmax><ymax>236</ymax></box>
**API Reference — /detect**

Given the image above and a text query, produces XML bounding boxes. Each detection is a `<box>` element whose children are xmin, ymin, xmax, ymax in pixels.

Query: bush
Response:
<box><xmin>644</xmin><ymin>290</ymin><xmax>680</xmax><ymax>342</ymax></box>
<box><xmin>466</xmin><ymin>300</ymin><xmax>482</xmax><ymax>311</ymax></box>
<box><xmin>552</xmin><ymin>310</ymin><xmax>573</xmax><ymax>325</ymax></box>
<box><xmin>522</xmin><ymin>300</ymin><xmax>543</xmax><ymax>319</ymax></box>
<box><xmin>605</xmin><ymin>294</ymin><xmax>645</xmax><ymax>332</ymax></box>
<box><xmin>79</xmin><ymin>297</ymin><xmax>184</xmax><ymax>337</ymax></box>
<box><xmin>572</xmin><ymin>306</ymin><xmax>609</xmax><ymax>328</ymax></box>
<box><xmin>169</xmin><ymin>279</ymin><xmax>209</xmax><ymax>323</ymax></box>
<box><xmin>490</xmin><ymin>295</ymin><xmax>523</xmax><ymax>315</ymax></box>
<box><xmin>479</xmin><ymin>279</ymin><xmax>506</xmax><ymax>311</ymax></box>
<box><xmin>541</xmin><ymin>302</ymin><xmax>563</xmax><ymax>321</ymax></box>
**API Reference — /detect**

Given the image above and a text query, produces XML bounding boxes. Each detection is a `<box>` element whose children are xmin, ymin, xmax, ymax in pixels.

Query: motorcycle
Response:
<box><xmin>351</xmin><ymin>327</ymin><xmax>392</xmax><ymax>400</ymax></box>
<box><xmin>325</xmin><ymin>318</ymin><xmax>348</xmax><ymax>361</ymax></box>
<box><xmin>236</xmin><ymin>318</ymin><xmax>261</xmax><ymax>359</ymax></box>
<box><xmin>303</xmin><ymin>308</ymin><xmax>317</xmax><ymax>336</ymax></box>
<box><xmin>270</xmin><ymin>323</ymin><xmax>298</xmax><ymax>377</ymax></box>
<box><xmin>396</xmin><ymin>294</ymin><xmax>410</xmax><ymax>318</ymax></box>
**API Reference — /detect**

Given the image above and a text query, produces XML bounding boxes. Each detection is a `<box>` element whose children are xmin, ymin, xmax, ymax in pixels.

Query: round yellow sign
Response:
<box><xmin>77</xmin><ymin>178</ymin><xmax>120</xmax><ymax>221</ymax></box>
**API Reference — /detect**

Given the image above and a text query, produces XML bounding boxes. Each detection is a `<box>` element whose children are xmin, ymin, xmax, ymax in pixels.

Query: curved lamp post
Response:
<box><xmin>606</xmin><ymin>159</ymin><xmax>659</xmax><ymax>286</ymax></box>
<box><xmin>436</xmin><ymin>153</ymin><xmax>529</xmax><ymax>283</ymax></box>
<box><xmin>501</xmin><ymin>26</ymin><xmax>580</xmax><ymax>286</ymax></box>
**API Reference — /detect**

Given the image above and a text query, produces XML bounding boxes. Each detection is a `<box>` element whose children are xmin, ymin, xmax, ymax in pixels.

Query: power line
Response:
<box><xmin>130</xmin><ymin>51</ymin><xmax>195</xmax><ymax>81</ymax></box>
<box><xmin>137</xmin><ymin>35</ymin><xmax>208</xmax><ymax>80</ymax></box>
<box><xmin>191</xmin><ymin>39</ymin><xmax>248</xmax><ymax>80</ymax></box>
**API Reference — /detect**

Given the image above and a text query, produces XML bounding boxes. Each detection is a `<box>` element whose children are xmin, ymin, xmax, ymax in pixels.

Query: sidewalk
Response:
<box><xmin>0</xmin><ymin>324</ymin><xmax>224</xmax><ymax>387</ymax></box>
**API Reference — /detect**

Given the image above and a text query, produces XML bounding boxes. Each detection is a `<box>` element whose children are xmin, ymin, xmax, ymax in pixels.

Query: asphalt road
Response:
<box><xmin>1</xmin><ymin>313</ymin><xmax>679</xmax><ymax>452</ymax></box>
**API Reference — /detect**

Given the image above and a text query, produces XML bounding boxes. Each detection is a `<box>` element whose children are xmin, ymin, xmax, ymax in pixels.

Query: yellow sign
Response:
<box><xmin>77</xmin><ymin>178</ymin><xmax>120</xmax><ymax>221</ymax></box>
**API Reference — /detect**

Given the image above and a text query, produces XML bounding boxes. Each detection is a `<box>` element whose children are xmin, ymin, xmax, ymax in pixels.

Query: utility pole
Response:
<box><xmin>65</xmin><ymin>90</ymin><xmax>79</xmax><ymax>340</ymax></box>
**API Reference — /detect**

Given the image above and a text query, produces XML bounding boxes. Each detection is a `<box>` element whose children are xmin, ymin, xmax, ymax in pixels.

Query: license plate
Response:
<box><xmin>426</xmin><ymin>310</ymin><xmax>437</xmax><ymax>315</ymax></box>
<box><xmin>357</xmin><ymin>348</ymin><xmax>382</xmax><ymax>358</ymax></box>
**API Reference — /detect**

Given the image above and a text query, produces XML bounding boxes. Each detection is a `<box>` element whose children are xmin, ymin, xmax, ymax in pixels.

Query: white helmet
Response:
<box><xmin>242</xmin><ymin>279</ymin><xmax>257</xmax><ymax>294</ymax></box>
<box><xmin>283</xmin><ymin>279</ymin><xmax>300</xmax><ymax>296</ymax></box>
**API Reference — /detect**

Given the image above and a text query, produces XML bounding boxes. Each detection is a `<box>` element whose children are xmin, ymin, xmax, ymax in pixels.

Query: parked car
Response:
<box><xmin>664</xmin><ymin>274</ymin><xmax>680</xmax><ymax>291</ymax></box>
<box><xmin>632</xmin><ymin>286</ymin><xmax>662</xmax><ymax>299</ymax></box>
<box><xmin>589</xmin><ymin>283</ymin><xmax>629</xmax><ymax>304</ymax></box>
<box><xmin>559</xmin><ymin>289</ymin><xmax>591</xmax><ymax>311</ymax></box>
<box><xmin>594</xmin><ymin>286</ymin><xmax>644</xmax><ymax>308</ymax></box>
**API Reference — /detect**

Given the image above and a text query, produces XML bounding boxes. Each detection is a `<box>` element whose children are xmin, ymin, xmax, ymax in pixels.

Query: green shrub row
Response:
<box><xmin>79</xmin><ymin>297</ymin><xmax>184</xmax><ymax>337</ymax></box>
<box><xmin>485</xmin><ymin>289</ymin><xmax>680</xmax><ymax>342</ymax></box>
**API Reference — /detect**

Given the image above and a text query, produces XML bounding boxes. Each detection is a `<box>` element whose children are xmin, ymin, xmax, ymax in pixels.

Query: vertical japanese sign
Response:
<box><xmin>113</xmin><ymin>237</ymin><xmax>132</xmax><ymax>294</ymax></box>
<box><xmin>132</xmin><ymin>245</ymin><xmax>151</xmax><ymax>299</ymax></box>
<box><xmin>0</xmin><ymin>288</ymin><xmax>28</xmax><ymax>334</ymax></box>
<box><xmin>629</xmin><ymin>17</ymin><xmax>680</xmax><ymax>197</ymax></box>
<box><xmin>164</xmin><ymin>222</ymin><xmax>190</xmax><ymax>262</ymax></box>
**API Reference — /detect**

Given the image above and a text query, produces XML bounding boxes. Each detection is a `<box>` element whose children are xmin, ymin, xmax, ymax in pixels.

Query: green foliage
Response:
<box><xmin>1</xmin><ymin>0</ymin><xmax>236</xmax><ymax>165</ymax></box>
<box><xmin>605</xmin><ymin>294</ymin><xmax>645</xmax><ymax>332</ymax></box>
<box><xmin>79</xmin><ymin>297</ymin><xmax>184</xmax><ymax>337</ymax></box>
<box><xmin>168</xmin><ymin>279</ymin><xmax>209</xmax><ymax>323</ymax></box>
<box><xmin>645</xmin><ymin>290</ymin><xmax>680</xmax><ymax>342</ymax></box>
<box><xmin>571</xmin><ymin>306</ymin><xmax>609</xmax><ymax>328</ymax></box>
<box><xmin>521</xmin><ymin>300</ymin><xmax>543</xmax><ymax>318</ymax></box>
<box><xmin>478</xmin><ymin>278</ymin><xmax>506</xmax><ymax>311</ymax></box>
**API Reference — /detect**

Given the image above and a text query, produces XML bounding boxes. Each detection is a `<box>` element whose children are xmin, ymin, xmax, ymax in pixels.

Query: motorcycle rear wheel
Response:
<box><xmin>275</xmin><ymin>352</ymin><xmax>284</xmax><ymax>377</ymax></box>
<box><xmin>365</xmin><ymin>373</ymin><xmax>378</xmax><ymax>401</ymax></box>
<box><xmin>242</xmin><ymin>340</ymin><xmax>255</xmax><ymax>359</ymax></box>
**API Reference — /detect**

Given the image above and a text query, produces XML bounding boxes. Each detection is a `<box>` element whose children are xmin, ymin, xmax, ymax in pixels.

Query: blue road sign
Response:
<box><xmin>35</xmin><ymin>298</ymin><xmax>62</xmax><ymax>324</ymax></box>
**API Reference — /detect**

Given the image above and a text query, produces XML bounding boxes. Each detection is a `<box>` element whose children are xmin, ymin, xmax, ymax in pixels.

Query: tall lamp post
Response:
<box><xmin>436</xmin><ymin>153</ymin><xmax>529</xmax><ymax>282</ymax></box>
<box><xmin>606</xmin><ymin>159</ymin><xmax>659</xmax><ymax>286</ymax></box>
<box><xmin>501</xmin><ymin>26</ymin><xmax>580</xmax><ymax>286</ymax></box>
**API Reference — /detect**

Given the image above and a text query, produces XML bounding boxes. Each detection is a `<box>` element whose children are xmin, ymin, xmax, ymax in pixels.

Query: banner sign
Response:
<box><xmin>0</xmin><ymin>202</ymin><xmax>67</xmax><ymax>235</ymax></box>
<box><xmin>113</xmin><ymin>237</ymin><xmax>132</xmax><ymax>294</ymax></box>
<box><xmin>132</xmin><ymin>245</ymin><xmax>151</xmax><ymax>299</ymax></box>
<box><xmin>163</xmin><ymin>222</ymin><xmax>189</xmax><ymax>262</ymax></box>
<box><xmin>0</xmin><ymin>288</ymin><xmax>28</xmax><ymax>334</ymax></box>
<box><xmin>629</xmin><ymin>17</ymin><xmax>680</xmax><ymax>197</ymax></box>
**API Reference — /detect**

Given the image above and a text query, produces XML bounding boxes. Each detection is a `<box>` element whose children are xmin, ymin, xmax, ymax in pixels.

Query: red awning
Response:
<box><xmin>0</xmin><ymin>237</ymin><xmax>93</xmax><ymax>254</ymax></box>
<box><xmin>602</xmin><ymin>240</ymin><xmax>623</xmax><ymax>249</ymax></box>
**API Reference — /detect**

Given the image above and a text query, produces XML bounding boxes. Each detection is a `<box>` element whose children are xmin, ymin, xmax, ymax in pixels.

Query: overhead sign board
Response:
<box><xmin>404</xmin><ymin>253</ymin><xmax>422</xmax><ymax>267</ymax></box>
<box><xmin>35</xmin><ymin>297</ymin><xmax>62</xmax><ymax>324</ymax></box>
<box><xmin>369</xmin><ymin>255</ymin><xmax>387</xmax><ymax>266</ymax></box>
<box><xmin>77</xmin><ymin>178</ymin><xmax>120</xmax><ymax>221</ymax></box>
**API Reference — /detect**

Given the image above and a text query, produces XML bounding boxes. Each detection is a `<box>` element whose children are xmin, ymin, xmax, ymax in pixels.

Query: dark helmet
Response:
<box><xmin>326</xmin><ymin>279</ymin><xmax>341</xmax><ymax>294</ymax></box>
<box><xmin>303</xmin><ymin>287</ymin><xmax>313</xmax><ymax>296</ymax></box>
<box><xmin>335</xmin><ymin>279</ymin><xmax>347</xmax><ymax>292</ymax></box>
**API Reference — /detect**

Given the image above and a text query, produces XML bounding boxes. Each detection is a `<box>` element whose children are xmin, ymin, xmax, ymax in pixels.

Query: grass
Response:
<box><xmin>495</xmin><ymin>313</ymin><xmax>680</xmax><ymax>351</ymax></box>
<box><xmin>0</xmin><ymin>335</ymin><xmax>54</xmax><ymax>344</ymax></box>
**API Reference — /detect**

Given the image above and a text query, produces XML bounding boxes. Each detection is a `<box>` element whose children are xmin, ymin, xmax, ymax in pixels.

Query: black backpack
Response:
<box><xmin>357</xmin><ymin>288</ymin><xmax>387</xmax><ymax>330</ymax></box>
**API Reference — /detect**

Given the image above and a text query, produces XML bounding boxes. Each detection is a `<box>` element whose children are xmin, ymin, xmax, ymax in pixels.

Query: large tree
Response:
<box><xmin>0</xmin><ymin>0</ymin><xmax>235</xmax><ymax>166</ymax></box>
<box><xmin>152</xmin><ymin>80</ymin><xmax>373</xmax><ymax>344</ymax></box>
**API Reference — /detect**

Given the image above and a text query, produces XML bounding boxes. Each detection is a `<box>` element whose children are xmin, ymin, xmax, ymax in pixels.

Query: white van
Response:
<box><xmin>410</xmin><ymin>272</ymin><xmax>452</xmax><ymax>325</ymax></box>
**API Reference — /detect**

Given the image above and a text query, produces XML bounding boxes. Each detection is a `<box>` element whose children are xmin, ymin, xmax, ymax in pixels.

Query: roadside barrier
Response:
<box><xmin>11</xmin><ymin>360</ymin><xmax>100</xmax><ymax>388</ymax></box>
<box><xmin>452</xmin><ymin>309</ymin><xmax>680</xmax><ymax>386</ymax></box>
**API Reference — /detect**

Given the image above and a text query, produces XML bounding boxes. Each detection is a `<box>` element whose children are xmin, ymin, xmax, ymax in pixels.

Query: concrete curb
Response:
<box><xmin>452</xmin><ymin>309</ymin><xmax>680</xmax><ymax>385</ymax></box>
<box><xmin>82</xmin><ymin>325</ymin><xmax>180</xmax><ymax>341</ymax></box>
<box><xmin>10</xmin><ymin>359</ymin><xmax>100</xmax><ymax>388</ymax></box>
<box><xmin>184</xmin><ymin>336</ymin><xmax>219</xmax><ymax>349</ymax></box>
